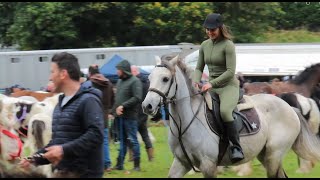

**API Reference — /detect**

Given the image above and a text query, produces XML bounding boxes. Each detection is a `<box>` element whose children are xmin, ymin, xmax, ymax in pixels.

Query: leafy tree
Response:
<box><xmin>277</xmin><ymin>2</ymin><xmax>320</xmax><ymax>31</ymax></box>
<box><xmin>69</xmin><ymin>2</ymin><xmax>132</xmax><ymax>47</ymax></box>
<box><xmin>7</xmin><ymin>2</ymin><xmax>78</xmax><ymax>50</ymax></box>
<box><xmin>132</xmin><ymin>2</ymin><xmax>212</xmax><ymax>45</ymax></box>
<box><xmin>1</xmin><ymin>2</ymin><xmax>319</xmax><ymax>49</ymax></box>
<box><xmin>0</xmin><ymin>2</ymin><xmax>18</xmax><ymax>47</ymax></box>
<box><xmin>212</xmin><ymin>2</ymin><xmax>284</xmax><ymax>43</ymax></box>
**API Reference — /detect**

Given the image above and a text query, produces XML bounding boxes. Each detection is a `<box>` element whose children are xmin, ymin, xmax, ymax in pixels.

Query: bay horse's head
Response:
<box><xmin>291</xmin><ymin>63</ymin><xmax>320</xmax><ymax>88</ymax></box>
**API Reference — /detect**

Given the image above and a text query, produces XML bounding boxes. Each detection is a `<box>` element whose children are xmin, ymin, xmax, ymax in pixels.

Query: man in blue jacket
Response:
<box><xmin>19</xmin><ymin>52</ymin><xmax>104</xmax><ymax>178</ymax></box>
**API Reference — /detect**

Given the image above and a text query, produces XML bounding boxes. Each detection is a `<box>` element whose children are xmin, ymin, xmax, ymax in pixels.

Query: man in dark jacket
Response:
<box><xmin>130</xmin><ymin>65</ymin><xmax>154</xmax><ymax>161</ymax></box>
<box><xmin>19</xmin><ymin>52</ymin><xmax>104</xmax><ymax>178</ymax></box>
<box><xmin>112</xmin><ymin>60</ymin><xmax>142</xmax><ymax>171</ymax></box>
<box><xmin>87</xmin><ymin>64</ymin><xmax>115</xmax><ymax>172</ymax></box>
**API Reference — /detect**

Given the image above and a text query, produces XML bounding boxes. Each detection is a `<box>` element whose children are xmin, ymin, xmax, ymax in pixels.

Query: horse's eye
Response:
<box><xmin>163</xmin><ymin>77</ymin><xmax>169</xmax><ymax>83</ymax></box>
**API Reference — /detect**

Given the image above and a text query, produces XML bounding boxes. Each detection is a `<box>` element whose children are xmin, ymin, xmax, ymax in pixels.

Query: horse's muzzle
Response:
<box><xmin>142</xmin><ymin>101</ymin><xmax>159</xmax><ymax>116</ymax></box>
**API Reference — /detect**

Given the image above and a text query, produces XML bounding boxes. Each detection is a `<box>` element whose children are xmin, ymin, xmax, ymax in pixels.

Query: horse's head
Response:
<box><xmin>142</xmin><ymin>55</ymin><xmax>180</xmax><ymax>116</ymax></box>
<box><xmin>292</xmin><ymin>63</ymin><xmax>320</xmax><ymax>88</ymax></box>
<box><xmin>0</xmin><ymin>97</ymin><xmax>34</xmax><ymax>131</ymax></box>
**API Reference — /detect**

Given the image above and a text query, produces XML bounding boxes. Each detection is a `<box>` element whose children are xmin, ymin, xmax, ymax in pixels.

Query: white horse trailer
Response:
<box><xmin>1</xmin><ymin>43</ymin><xmax>320</xmax><ymax>90</ymax></box>
<box><xmin>0</xmin><ymin>45</ymin><xmax>196</xmax><ymax>90</ymax></box>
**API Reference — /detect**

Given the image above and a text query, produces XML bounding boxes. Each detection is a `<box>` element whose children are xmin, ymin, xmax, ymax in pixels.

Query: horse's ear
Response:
<box><xmin>155</xmin><ymin>56</ymin><xmax>161</xmax><ymax>65</ymax></box>
<box><xmin>169</xmin><ymin>55</ymin><xmax>179</xmax><ymax>66</ymax></box>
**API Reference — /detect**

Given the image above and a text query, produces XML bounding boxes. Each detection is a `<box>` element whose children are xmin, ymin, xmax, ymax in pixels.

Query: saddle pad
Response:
<box><xmin>236</xmin><ymin>107</ymin><xmax>260</xmax><ymax>136</ymax></box>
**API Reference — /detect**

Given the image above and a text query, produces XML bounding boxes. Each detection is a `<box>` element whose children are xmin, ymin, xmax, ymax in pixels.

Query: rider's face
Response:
<box><xmin>206</xmin><ymin>28</ymin><xmax>220</xmax><ymax>40</ymax></box>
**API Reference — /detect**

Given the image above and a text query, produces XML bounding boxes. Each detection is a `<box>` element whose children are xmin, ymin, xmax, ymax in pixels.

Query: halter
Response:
<box><xmin>0</xmin><ymin>125</ymin><xmax>23</xmax><ymax>161</ymax></box>
<box><xmin>147</xmin><ymin>63</ymin><xmax>204</xmax><ymax>172</ymax></box>
<box><xmin>15</xmin><ymin>105</ymin><xmax>28</xmax><ymax>123</ymax></box>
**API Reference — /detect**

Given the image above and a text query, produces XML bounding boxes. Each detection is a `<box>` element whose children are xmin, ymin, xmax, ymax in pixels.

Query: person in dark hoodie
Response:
<box><xmin>112</xmin><ymin>60</ymin><xmax>143</xmax><ymax>171</ymax></box>
<box><xmin>129</xmin><ymin>65</ymin><xmax>154</xmax><ymax>162</ymax></box>
<box><xmin>87</xmin><ymin>64</ymin><xmax>115</xmax><ymax>172</ymax></box>
<box><xmin>19</xmin><ymin>52</ymin><xmax>104</xmax><ymax>178</ymax></box>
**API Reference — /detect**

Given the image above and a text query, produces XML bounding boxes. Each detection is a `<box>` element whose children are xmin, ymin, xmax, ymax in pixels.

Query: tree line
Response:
<box><xmin>0</xmin><ymin>2</ymin><xmax>319</xmax><ymax>50</ymax></box>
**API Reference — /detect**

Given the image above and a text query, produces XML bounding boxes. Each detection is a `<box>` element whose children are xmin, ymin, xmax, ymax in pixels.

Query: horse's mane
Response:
<box><xmin>291</xmin><ymin>63</ymin><xmax>320</xmax><ymax>85</ymax></box>
<box><xmin>160</xmin><ymin>53</ymin><xmax>198</xmax><ymax>94</ymax></box>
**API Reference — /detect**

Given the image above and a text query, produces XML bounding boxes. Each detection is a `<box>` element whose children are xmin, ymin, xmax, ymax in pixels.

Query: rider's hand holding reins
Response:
<box><xmin>193</xmin><ymin>82</ymin><xmax>200</xmax><ymax>89</ymax></box>
<box><xmin>201</xmin><ymin>82</ymin><xmax>212</xmax><ymax>93</ymax></box>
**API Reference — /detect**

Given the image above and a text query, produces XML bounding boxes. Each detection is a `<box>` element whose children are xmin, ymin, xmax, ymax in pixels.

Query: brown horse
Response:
<box><xmin>10</xmin><ymin>90</ymin><xmax>54</xmax><ymax>102</ymax></box>
<box><xmin>243</xmin><ymin>82</ymin><xmax>273</xmax><ymax>95</ymax></box>
<box><xmin>243</xmin><ymin>63</ymin><xmax>320</xmax><ymax>97</ymax></box>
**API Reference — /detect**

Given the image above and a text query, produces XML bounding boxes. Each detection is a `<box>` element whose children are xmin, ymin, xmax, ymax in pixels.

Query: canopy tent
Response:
<box><xmin>100</xmin><ymin>54</ymin><xmax>149</xmax><ymax>84</ymax></box>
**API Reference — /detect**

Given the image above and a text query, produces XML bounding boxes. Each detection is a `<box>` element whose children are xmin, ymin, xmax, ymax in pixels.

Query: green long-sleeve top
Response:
<box><xmin>112</xmin><ymin>74</ymin><xmax>143</xmax><ymax>119</ymax></box>
<box><xmin>192</xmin><ymin>38</ymin><xmax>236</xmax><ymax>88</ymax></box>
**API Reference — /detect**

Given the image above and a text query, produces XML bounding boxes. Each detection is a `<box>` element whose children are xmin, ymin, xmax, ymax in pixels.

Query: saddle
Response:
<box><xmin>203</xmin><ymin>89</ymin><xmax>261</xmax><ymax>164</ymax></box>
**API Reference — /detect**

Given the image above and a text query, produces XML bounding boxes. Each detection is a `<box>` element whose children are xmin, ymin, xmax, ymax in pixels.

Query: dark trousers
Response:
<box><xmin>137</xmin><ymin>114</ymin><xmax>153</xmax><ymax>149</ymax></box>
<box><xmin>111</xmin><ymin>119</ymin><xmax>119</xmax><ymax>142</ymax></box>
<box><xmin>116</xmin><ymin>117</ymin><xmax>140</xmax><ymax>166</ymax></box>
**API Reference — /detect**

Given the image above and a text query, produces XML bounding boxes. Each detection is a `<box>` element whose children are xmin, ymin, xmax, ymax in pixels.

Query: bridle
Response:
<box><xmin>148</xmin><ymin>64</ymin><xmax>178</xmax><ymax>105</ymax></box>
<box><xmin>147</xmin><ymin>63</ymin><xmax>204</xmax><ymax>172</ymax></box>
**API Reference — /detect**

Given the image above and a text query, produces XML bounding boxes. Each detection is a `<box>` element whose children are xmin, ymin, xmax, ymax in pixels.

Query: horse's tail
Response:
<box><xmin>292</xmin><ymin>107</ymin><xmax>320</xmax><ymax>161</ymax></box>
<box><xmin>31</xmin><ymin>120</ymin><xmax>46</xmax><ymax>149</ymax></box>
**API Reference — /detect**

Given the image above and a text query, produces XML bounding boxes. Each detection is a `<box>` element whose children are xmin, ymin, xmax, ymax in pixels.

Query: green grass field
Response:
<box><xmin>104</xmin><ymin>124</ymin><xmax>320</xmax><ymax>178</ymax></box>
<box><xmin>260</xmin><ymin>29</ymin><xmax>320</xmax><ymax>43</ymax></box>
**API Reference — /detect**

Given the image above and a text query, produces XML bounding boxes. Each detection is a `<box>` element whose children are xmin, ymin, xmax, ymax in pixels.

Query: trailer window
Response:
<box><xmin>10</xmin><ymin>57</ymin><xmax>20</xmax><ymax>63</ymax></box>
<box><xmin>39</xmin><ymin>56</ymin><xmax>49</xmax><ymax>62</ymax></box>
<box><xmin>96</xmin><ymin>54</ymin><xmax>105</xmax><ymax>60</ymax></box>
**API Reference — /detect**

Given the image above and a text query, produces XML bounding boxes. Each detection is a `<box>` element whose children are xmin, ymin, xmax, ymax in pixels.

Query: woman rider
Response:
<box><xmin>192</xmin><ymin>13</ymin><xmax>244</xmax><ymax>163</ymax></box>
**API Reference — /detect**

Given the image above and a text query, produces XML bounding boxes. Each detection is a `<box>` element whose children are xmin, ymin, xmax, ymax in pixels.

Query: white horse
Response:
<box><xmin>17</xmin><ymin>96</ymin><xmax>39</xmax><ymax>103</ymax></box>
<box><xmin>233</xmin><ymin>93</ymin><xmax>320</xmax><ymax>176</ymax></box>
<box><xmin>0</xmin><ymin>97</ymin><xmax>35</xmax><ymax>132</ymax></box>
<box><xmin>21</xmin><ymin>94</ymin><xmax>59</xmax><ymax>177</ymax></box>
<box><xmin>0</xmin><ymin>94</ymin><xmax>58</xmax><ymax>163</ymax></box>
<box><xmin>23</xmin><ymin>113</ymin><xmax>53</xmax><ymax>177</ymax></box>
<box><xmin>142</xmin><ymin>55</ymin><xmax>320</xmax><ymax>178</ymax></box>
<box><xmin>232</xmin><ymin>92</ymin><xmax>320</xmax><ymax>176</ymax></box>
<box><xmin>0</xmin><ymin>96</ymin><xmax>35</xmax><ymax>161</ymax></box>
<box><xmin>0</xmin><ymin>94</ymin><xmax>7</xmax><ymax>101</ymax></box>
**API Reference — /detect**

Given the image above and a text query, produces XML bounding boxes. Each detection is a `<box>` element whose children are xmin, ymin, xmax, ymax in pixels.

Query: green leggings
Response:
<box><xmin>210</xmin><ymin>78</ymin><xmax>239</xmax><ymax>122</ymax></box>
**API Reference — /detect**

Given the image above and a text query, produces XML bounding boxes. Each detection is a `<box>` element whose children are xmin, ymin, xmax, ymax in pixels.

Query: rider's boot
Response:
<box><xmin>224</xmin><ymin>121</ymin><xmax>244</xmax><ymax>163</ymax></box>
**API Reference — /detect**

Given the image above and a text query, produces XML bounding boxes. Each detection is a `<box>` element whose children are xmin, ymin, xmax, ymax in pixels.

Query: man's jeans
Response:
<box><xmin>103</xmin><ymin>128</ymin><xmax>112</xmax><ymax>168</ymax></box>
<box><xmin>137</xmin><ymin>114</ymin><xmax>153</xmax><ymax>149</ymax></box>
<box><xmin>116</xmin><ymin>117</ymin><xmax>140</xmax><ymax>167</ymax></box>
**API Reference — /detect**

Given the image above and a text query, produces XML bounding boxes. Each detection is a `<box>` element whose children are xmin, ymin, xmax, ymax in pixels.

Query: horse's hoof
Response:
<box><xmin>296</xmin><ymin>168</ymin><xmax>310</xmax><ymax>174</ymax></box>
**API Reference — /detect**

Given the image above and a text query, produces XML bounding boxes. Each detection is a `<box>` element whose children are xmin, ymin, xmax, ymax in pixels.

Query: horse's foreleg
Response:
<box><xmin>168</xmin><ymin>158</ymin><xmax>190</xmax><ymax>178</ymax></box>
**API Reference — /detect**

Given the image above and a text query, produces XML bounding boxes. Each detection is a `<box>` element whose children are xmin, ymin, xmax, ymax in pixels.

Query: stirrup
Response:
<box><xmin>230</xmin><ymin>147</ymin><xmax>244</xmax><ymax>163</ymax></box>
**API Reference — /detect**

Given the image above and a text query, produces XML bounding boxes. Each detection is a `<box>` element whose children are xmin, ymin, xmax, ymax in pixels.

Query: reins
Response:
<box><xmin>147</xmin><ymin>64</ymin><xmax>205</xmax><ymax>172</ymax></box>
